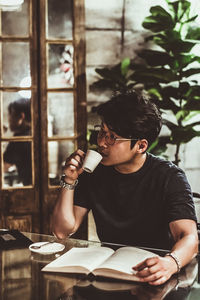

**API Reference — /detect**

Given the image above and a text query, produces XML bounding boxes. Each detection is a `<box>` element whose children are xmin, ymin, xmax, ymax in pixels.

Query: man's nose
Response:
<box><xmin>97</xmin><ymin>135</ymin><xmax>108</xmax><ymax>148</ymax></box>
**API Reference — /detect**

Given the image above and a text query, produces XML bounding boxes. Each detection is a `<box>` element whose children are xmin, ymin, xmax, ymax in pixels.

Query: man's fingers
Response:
<box><xmin>148</xmin><ymin>275</ymin><xmax>168</xmax><ymax>286</ymax></box>
<box><xmin>68</xmin><ymin>164</ymin><xmax>76</xmax><ymax>170</ymax></box>
<box><xmin>133</xmin><ymin>256</ymin><xmax>158</xmax><ymax>271</ymax></box>
<box><xmin>65</xmin><ymin>151</ymin><xmax>85</xmax><ymax>169</ymax></box>
<box><xmin>138</xmin><ymin>271</ymin><xmax>163</xmax><ymax>283</ymax></box>
<box><xmin>135</xmin><ymin>264</ymin><xmax>160</xmax><ymax>278</ymax></box>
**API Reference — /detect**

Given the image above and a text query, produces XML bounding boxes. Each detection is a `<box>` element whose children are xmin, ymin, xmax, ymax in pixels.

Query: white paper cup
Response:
<box><xmin>82</xmin><ymin>150</ymin><xmax>103</xmax><ymax>173</ymax></box>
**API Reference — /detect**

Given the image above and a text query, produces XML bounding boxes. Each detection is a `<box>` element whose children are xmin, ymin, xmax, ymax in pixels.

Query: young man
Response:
<box><xmin>52</xmin><ymin>91</ymin><xmax>198</xmax><ymax>285</ymax></box>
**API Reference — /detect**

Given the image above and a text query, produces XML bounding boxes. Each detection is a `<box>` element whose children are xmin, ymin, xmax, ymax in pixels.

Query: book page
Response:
<box><xmin>42</xmin><ymin>247</ymin><xmax>114</xmax><ymax>273</ymax></box>
<box><xmin>94</xmin><ymin>246</ymin><xmax>157</xmax><ymax>275</ymax></box>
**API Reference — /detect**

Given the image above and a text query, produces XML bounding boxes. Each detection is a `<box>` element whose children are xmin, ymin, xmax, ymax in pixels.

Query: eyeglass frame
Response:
<box><xmin>94</xmin><ymin>124</ymin><xmax>139</xmax><ymax>146</ymax></box>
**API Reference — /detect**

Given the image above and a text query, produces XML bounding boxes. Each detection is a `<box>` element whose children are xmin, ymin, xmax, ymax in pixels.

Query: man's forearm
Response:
<box><xmin>52</xmin><ymin>188</ymin><xmax>76</xmax><ymax>239</ymax></box>
<box><xmin>168</xmin><ymin>233</ymin><xmax>198</xmax><ymax>271</ymax></box>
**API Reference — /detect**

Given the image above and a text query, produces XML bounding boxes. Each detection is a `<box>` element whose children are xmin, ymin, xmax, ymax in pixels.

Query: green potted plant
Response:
<box><xmin>90</xmin><ymin>0</ymin><xmax>200</xmax><ymax>165</ymax></box>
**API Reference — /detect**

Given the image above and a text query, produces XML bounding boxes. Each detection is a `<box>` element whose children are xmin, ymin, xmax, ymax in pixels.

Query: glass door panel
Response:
<box><xmin>47</xmin><ymin>44</ymin><xmax>74</xmax><ymax>88</ymax></box>
<box><xmin>48</xmin><ymin>92</ymin><xmax>74</xmax><ymax>137</ymax></box>
<box><xmin>2</xmin><ymin>92</ymin><xmax>32</xmax><ymax>138</ymax></box>
<box><xmin>47</xmin><ymin>0</ymin><xmax>73</xmax><ymax>39</ymax></box>
<box><xmin>2</xmin><ymin>42</ymin><xmax>30</xmax><ymax>87</ymax></box>
<box><xmin>2</xmin><ymin>0</ymin><xmax>29</xmax><ymax>36</ymax></box>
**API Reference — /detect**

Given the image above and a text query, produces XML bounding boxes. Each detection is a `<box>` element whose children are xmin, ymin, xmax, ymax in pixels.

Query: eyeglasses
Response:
<box><xmin>94</xmin><ymin>125</ymin><xmax>138</xmax><ymax>146</ymax></box>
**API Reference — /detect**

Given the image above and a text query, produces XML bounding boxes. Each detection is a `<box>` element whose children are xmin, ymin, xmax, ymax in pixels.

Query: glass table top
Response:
<box><xmin>0</xmin><ymin>231</ymin><xmax>199</xmax><ymax>300</ymax></box>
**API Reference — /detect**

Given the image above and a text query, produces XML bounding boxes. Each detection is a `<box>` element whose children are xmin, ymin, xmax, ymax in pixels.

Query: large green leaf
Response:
<box><xmin>95</xmin><ymin>65</ymin><xmax>121</xmax><ymax>80</ymax></box>
<box><xmin>175</xmin><ymin>109</ymin><xmax>190</xmax><ymax>121</ymax></box>
<box><xmin>138</xmin><ymin>49</ymin><xmax>172</xmax><ymax>66</ymax></box>
<box><xmin>142</xmin><ymin>16</ymin><xmax>173</xmax><ymax>32</ymax></box>
<box><xmin>148</xmin><ymin>88</ymin><xmax>162</xmax><ymax>100</ymax></box>
<box><xmin>183</xmin><ymin>111</ymin><xmax>200</xmax><ymax>122</ymax></box>
<box><xmin>182</xmin><ymin>68</ymin><xmax>200</xmax><ymax>78</ymax></box>
<box><xmin>160</xmin><ymin>82</ymin><xmax>190</xmax><ymax>100</ymax></box>
<box><xmin>159</xmin><ymin>99</ymin><xmax>180</xmax><ymax>113</ymax></box>
<box><xmin>183</xmin><ymin>99</ymin><xmax>200</xmax><ymax>110</ymax></box>
<box><xmin>167</xmin><ymin>1</ymin><xmax>191</xmax><ymax>22</ymax></box>
<box><xmin>160</xmin><ymin>85</ymin><xmax>180</xmax><ymax>99</ymax></box>
<box><xmin>142</xmin><ymin>6</ymin><xmax>175</xmax><ymax>32</ymax></box>
<box><xmin>90</xmin><ymin>79</ymin><xmax>119</xmax><ymax>91</ymax></box>
<box><xmin>171</xmin><ymin>127</ymin><xmax>200</xmax><ymax>144</ymax></box>
<box><xmin>186</xmin><ymin>27</ymin><xmax>200</xmax><ymax>40</ymax></box>
<box><xmin>150</xmin><ymin>5</ymin><xmax>172</xmax><ymax>17</ymax></box>
<box><xmin>148</xmin><ymin>136</ymin><xmax>170</xmax><ymax>154</ymax></box>
<box><xmin>184</xmin><ymin>85</ymin><xmax>200</xmax><ymax>98</ymax></box>
<box><xmin>179</xmin><ymin>81</ymin><xmax>191</xmax><ymax>93</ymax></box>
<box><xmin>131</xmin><ymin>68</ymin><xmax>179</xmax><ymax>84</ymax></box>
<box><xmin>183</xmin><ymin>15</ymin><xmax>198</xmax><ymax>24</ymax></box>
<box><xmin>151</xmin><ymin>30</ymin><xmax>196</xmax><ymax>53</ymax></box>
<box><xmin>147</xmin><ymin>86</ymin><xmax>180</xmax><ymax>113</ymax></box>
<box><xmin>167</xmin><ymin>1</ymin><xmax>179</xmax><ymax>21</ymax></box>
<box><xmin>162</xmin><ymin>119</ymin><xmax>178</xmax><ymax>131</ymax></box>
<box><xmin>176</xmin><ymin>0</ymin><xmax>191</xmax><ymax>21</ymax></box>
<box><xmin>121</xmin><ymin>58</ymin><xmax>131</xmax><ymax>76</ymax></box>
<box><xmin>171</xmin><ymin>40</ymin><xmax>197</xmax><ymax>54</ymax></box>
<box><xmin>170</xmin><ymin>54</ymin><xmax>200</xmax><ymax>71</ymax></box>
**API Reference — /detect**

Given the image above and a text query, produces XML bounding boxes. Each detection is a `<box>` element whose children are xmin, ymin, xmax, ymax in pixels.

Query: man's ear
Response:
<box><xmin>137</xmin><ymin>139</ymin><xmax>148</xmax><ymax>153</ymax></box>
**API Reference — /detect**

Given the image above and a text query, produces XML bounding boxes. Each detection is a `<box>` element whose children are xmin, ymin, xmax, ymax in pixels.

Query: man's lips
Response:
<box><xmin>98</xmin><ymin>148</ymin><xmax>108</xmax><ymax>157</ymax></box>
<box><xmin>100</xmin><ymin>152</ymin><xmax>108</xmax><ymax>157</ymax></box>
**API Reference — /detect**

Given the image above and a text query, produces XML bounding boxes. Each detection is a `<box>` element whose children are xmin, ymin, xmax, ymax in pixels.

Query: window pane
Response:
<box><xmin>48</xmin><ymin>140</ymin><xmax>75</xmax><ymax>186</ymax></box>
<box><xmin>2</xmin><ymin>141</ymin><xmax>32</xmax><ymax>188</ymax></box>
<box><xmin>2</xmin><ymin>42</ymin><xmax>30</xmax><ymax>87</ymax></box>
<box><xmin>48</xmin><ymin>92</ymin><xmax>74</xmax><ymax>137</ymax></box>
<box><xmin>2</xmin><ymin>0</ymin><xmax>29</xmax><ymax>36</ymax></box>
<box><xmin>2</xmin><ymin>92</ymin><xmax>32</xmax><ymax>138</ymax></box>
<box><xmin>47</xmin><ymin>44</ymin><xmax>74</xmax><ymax>88</ymax></box>
<box><xmin>47</xmin><ymin>0</ymin><xmax>72</xmax><ymax>39</ymax></box>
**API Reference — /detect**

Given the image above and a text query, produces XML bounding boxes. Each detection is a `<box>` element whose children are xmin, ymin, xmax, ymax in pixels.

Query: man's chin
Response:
<box><xmin>100</xmin><ymin>158</ymin><xmax>112</xmax><ymax>166</ymax></box>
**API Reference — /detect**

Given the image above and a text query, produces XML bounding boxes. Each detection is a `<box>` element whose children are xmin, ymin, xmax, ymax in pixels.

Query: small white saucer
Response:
<box><xmin>29</xmin><ymin>242</ymin><xmax>65</xmax><ymax>255</ymax></box>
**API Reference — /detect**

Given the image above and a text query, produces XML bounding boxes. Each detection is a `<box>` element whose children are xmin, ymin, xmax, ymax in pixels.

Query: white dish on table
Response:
<box><xmin>29</xmin><ymin>241</ymin><xmax>65</xmax><ymax>255</ymax></box>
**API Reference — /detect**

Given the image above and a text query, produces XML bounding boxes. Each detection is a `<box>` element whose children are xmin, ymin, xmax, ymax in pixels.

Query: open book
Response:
<box><xmin>42</xmin><ymin>246</ymin><xmax>157</xmax><ymax>282</ymax></box>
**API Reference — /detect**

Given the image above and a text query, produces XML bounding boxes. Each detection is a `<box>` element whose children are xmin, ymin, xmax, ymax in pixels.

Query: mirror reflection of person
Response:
<box><xmin>3</xmin><ymin>98</ymin><xmax>32</xmax><ymax>186</ymax></box>
<box><xmin>52</xmin><ymin>90</ymin><xmax>198</xmax><ymax>286</ymax></box>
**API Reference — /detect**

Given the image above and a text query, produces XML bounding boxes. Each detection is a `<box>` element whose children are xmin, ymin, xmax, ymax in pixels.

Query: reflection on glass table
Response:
<box><xmin>0</xmin><ymin>232</ymin><xmax>199</xmax><ymax>300</ymax></box>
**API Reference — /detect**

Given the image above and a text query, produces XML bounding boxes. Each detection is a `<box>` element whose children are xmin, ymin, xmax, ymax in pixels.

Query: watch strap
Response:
<box><xmin>60</xmin><ymin>175</ymin><xmax>78</xmax><ymax>190</ymax></box>
<box><xmin>165</xmin><ymin>252</ymin><xmax>181</xmax><ymax>273</ymax></box>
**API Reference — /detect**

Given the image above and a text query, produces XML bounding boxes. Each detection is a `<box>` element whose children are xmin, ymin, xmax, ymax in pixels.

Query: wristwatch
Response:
<box><xmin>165</xmin><ymin>252</ymin><xmax>181</xmax><ymax>273</ymax></box>
<box><xmin>60</xmin><ymin>175</ymin><xmax>78</xmax><ymax>190</ymax></box>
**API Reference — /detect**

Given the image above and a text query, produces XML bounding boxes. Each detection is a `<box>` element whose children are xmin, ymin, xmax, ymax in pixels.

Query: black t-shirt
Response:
<box><xmin>74</xmin><ymin>153</ymin><xmax>197</xmax><ymax>249</ymax></box>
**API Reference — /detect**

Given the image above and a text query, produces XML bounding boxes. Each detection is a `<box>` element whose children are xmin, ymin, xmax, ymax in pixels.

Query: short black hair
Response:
<box><xmin>96</xmin><ymin>90</ymin><xmax>162</xmax><ymax>147</ymax></box>
<box><xmin>8</xmin><ymin>98</ymin><xmax>31</xmax><ymax>122</ymax></box>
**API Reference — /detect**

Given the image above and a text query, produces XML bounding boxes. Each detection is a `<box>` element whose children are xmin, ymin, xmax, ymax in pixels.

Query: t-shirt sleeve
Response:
<box><xmin>74</xmin><ymin>172</ymin><xmax>91</xmax><ymax>210</ymax></box>
<box><xmin>166</xmin><ymin>169</ymin><xmax>197</xmax><ymax>223</ymax></box>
